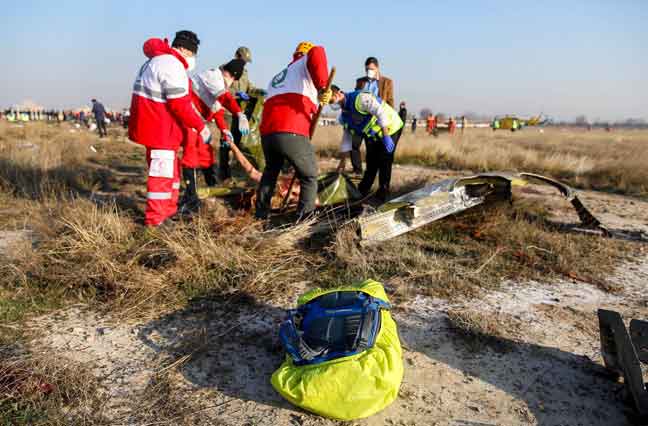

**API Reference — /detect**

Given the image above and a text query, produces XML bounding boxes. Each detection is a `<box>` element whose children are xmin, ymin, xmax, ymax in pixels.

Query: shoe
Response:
<box><xmin>374</xmin><ymin>188</ymin><xmax>390</xmax><ymax>203</ymax></box>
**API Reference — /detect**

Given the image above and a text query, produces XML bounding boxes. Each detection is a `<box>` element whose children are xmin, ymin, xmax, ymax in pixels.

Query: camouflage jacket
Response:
<box><xmin>225</xmin><ymin>69</ymin><xmax>255</xmax><ymax>122</ymax></box>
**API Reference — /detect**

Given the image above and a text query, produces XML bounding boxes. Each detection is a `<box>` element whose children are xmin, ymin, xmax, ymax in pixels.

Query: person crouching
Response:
<box><xmin>331</xmin><ymin>85</ymin><xmax>403</xmax><ymax>202</ymax></box>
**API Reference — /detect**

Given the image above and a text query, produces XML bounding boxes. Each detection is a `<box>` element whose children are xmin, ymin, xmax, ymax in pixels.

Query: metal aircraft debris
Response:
<box><xmin>357</xmin><ymin>172</ymin><xmax>604</xmax><ymax>245</ymax></box>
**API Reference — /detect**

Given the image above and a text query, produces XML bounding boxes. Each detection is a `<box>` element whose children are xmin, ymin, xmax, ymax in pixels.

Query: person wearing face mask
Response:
<box><xmin>330</xmin><ymin>85</ymin><xmax>403</xmax><ymax>202</ymax></box>
<box><xmin>178</xmin><ymin>60</ymin><xmax>248</xmax><ymax>216</ymax></box>
<box><xmin>255</xmin><ymin>41</ymin><xmax>331</xmax><ymax>222</ymax></box>
<box><xmin>350</xmin><ymin>57</ymin><xmax>394</xmax><ymax>175</ymax></box>
<box><xmin>129</xmin><ymin>30</ymin><xmax>210</xmax><ymax>227</ymax></box>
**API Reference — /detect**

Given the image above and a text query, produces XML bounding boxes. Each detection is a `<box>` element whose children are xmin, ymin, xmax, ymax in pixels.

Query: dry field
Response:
<box><xmin>315</xmin><ymin>126</ymin><xmax>648</xmax><ymax>197</ymax></box>
<box><xmin>1</xmin><ymin>121</ymin><xmax>647</xmax><ymax>425</ymax></box>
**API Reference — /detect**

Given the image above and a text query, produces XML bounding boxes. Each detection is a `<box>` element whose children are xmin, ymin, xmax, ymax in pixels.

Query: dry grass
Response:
<box><xmin>324</xmin><ymin>201</ymin><xmax>629</xmax><ymax>301</ymax></box>
<box><xmin>2</xmin><ymin>199</ymin><xmax>317</xmax><ymax>321</ymax></box>
<box><xmin>0</xmin><ymin>121</ymin><xmax>103</xmax><ymax>199</ymax></box>
<box><xmin>0</xmin><ymin>350</ymin><xmax>108</xmax><ymax>425</ymax></box>
<box><xmin>0</xmin><ymin>122</ymin><xmax>634</xmax><ymax>317</ymax></box>
<box><xmin>0</xmin><ymin>121</ymin><xmax>640</xmax><ymax>423</ymax></box>
<box><xmin>312</xmin><ymin>126</ymin><xmax>648</xmax><ymax>197</ymax></box>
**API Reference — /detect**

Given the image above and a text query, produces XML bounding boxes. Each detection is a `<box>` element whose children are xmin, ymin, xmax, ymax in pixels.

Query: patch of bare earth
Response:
<box><xmin>23</xmin><ymin>255</ymin><xmax>648</xmax><ymax>425</ymax></box>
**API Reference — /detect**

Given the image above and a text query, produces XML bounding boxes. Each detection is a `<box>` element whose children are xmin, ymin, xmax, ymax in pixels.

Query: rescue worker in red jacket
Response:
<box><xmin>128</xmin><ymin>31</ymin><xmax>211</xmax><ymax>227</ymax></box>
<box><xmin>255</xmin><ymin>41</ymin><xmax>331</xmax><ymax>220</ymax></box>
<box><xmin>178</xmin><ymin>60</ymin><xmax>249</xmax><ymax>214</ymax></box>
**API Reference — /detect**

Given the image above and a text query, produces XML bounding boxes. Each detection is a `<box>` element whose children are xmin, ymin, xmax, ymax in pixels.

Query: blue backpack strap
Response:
<box><xmin>279</xmin><ymin>291</ymin><xmax>391</xmax><ymax>366</ymax></box>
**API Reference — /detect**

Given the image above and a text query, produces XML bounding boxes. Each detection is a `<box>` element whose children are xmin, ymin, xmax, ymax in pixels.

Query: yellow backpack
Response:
<box><xmin>271</xmin><ymin>279</ymin><xmax>403</xmax><ymax>420</ymax></box>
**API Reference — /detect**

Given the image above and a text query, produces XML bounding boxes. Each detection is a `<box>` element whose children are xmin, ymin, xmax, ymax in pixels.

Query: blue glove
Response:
<box><xmin>382</xmin><ymin>134</ymin><xmax>395</xmax><ymax>153</ymax></box>
<box><xmin>237</xmin><ymin>113</ymin><xmax>250</xmax><ymax>136</ymax></box>
<box><xmin>236</xmin><ymin>91</ymin><xmax>250</xmax><ymax>101</ymax></box>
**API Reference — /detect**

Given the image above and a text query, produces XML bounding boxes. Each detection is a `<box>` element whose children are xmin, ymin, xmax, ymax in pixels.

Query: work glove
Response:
<box><xmin>237</xmin><ymin>113</ymin><xmax>250</xmax><ymax>136</ymax></box>
<box><xmin>222</xmin><ymin>129</ymin><xmax>233</xmax><ymax>143</ymax></box>
<box><xmin>236</xmin><ymin>91</ymin><xmax>250</xmax><ymax>101</ymax></box>
<box><xmin>200</xmin><ymin>126</ymin><xmax>212</xmax><ymax>145</ymax></box>
<box><xmin>318</xmin><ymin>88</ymin><xmax>332</xmax><ymax>106</ymax></box>
<box><xmin>382</xmin><ymin>134</ymin><xmax>395</xmax><ymax>154</ymax></box>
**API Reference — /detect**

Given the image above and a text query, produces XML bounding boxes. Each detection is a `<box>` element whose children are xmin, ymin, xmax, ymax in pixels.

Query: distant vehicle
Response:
<box><xmin>492</xmin><ymin>114</ymin><xmax>549</xmax><ymax>131</ymax></box>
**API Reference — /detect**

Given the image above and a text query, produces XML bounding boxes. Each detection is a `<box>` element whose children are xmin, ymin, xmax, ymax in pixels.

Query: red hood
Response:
<box><xmin>142</xmin><ymin>38</ymin><xmax>188</xmax><ymax>68</ymax></box>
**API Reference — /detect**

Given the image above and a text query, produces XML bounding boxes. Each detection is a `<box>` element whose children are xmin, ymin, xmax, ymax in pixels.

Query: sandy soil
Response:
<box><xmin>6</xmin><ymin>164</ymin><xmax>648</xmax><ymax>425</ymax></box>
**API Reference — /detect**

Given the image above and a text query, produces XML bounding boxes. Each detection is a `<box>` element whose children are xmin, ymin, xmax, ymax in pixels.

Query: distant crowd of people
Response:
<box><xmin>0</xmin><ymin>100</ymin><xmax>131</xmax><ymax>136</ymax></box>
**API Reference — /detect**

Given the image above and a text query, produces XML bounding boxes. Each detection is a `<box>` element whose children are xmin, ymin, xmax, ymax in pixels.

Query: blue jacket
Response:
<box><xmin>92</xmin><ymin>101</ymin><xmax>106</xmax><ymax>120</ymax></box>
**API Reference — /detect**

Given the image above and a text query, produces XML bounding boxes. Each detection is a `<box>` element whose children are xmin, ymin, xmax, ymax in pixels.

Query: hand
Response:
<box><xmin>238</xmin><ymin>113</ymin><xmax>250</xmax><ymax>136</ymax></box>
<box><xmin>222</xmin><ymin>129</ymin><xmax>233</xmax><ymax>142</ymax></box>
<box><xmin>236</xmin><ymin>91</ymin><xmax>250</xmax><ymax>101</ymax></box>
<box><xmin>200</xmin><ymin>126</ymin><xmax>212</xmax><ymax>145</ymax></box>
<box><xmin>318</xmin><ymin>88</ymin><xmax>332</xmax><ymax>106</ymax></box>
<box><xmin>382</xmin><ymin>134</ymin><xmax>395</xmax><ymax>153</ymax></box>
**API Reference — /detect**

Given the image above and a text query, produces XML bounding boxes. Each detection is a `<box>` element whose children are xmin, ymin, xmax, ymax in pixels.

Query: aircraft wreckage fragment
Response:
<box><xmin>598</xmin><ymin>309</ymin><xmax>648</xmax><ymax>421</ymax></box>
<box><xmin>357</xmin><ymin>172</ymin><xmax>605</xmax><ymax>245</ymax></box>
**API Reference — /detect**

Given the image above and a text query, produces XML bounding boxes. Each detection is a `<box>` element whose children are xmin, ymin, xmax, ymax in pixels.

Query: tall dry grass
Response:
<box><xmin>1</xmin><ymin>350</ymin><xmax>108</xmax><ymax>425</ymax></box>
<box><xmin>0</xmin><ymin>121</ymin><xmax>102</xmax><ymax>199</ymax></box>
<box><xmin>312</xmin><ymin>126</ymin><xmax>648</xmax><ymax>196</ymax></box>
<box><xmin>2</xmin><ymin>198</ymin><xmax>317</xmax><ymax>320</ymax></box>
<box><xmin>0</xmin><ymin>121</ymin><xmax>636</xmax><ymax>319</ymax></box>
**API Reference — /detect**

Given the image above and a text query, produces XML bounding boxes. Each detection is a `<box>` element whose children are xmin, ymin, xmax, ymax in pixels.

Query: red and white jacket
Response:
<box><xmin>128</xmin><ymin>38</ymin><xmax>205</xmax><ymax>150</ymax></box>
<box><xmin>189</xmin><ymin>68</ymin><xmax>242</xmax><ymax>130</ymax></box>
<box><xmin>260</xmin><ymin>46</ymin><xmax>328</xmax><ymax>138</ymax></box>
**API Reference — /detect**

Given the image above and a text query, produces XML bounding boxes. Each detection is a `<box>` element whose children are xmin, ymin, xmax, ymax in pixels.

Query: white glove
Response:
<box><xmin>238</xmin><ymin>113</ymin><xmax>250</xmax><ymax>136</ymax></box>
<box><xmin>222</xmin><ymin>129</ymin><xmax>234</xmax><ymax>142</ymax></box>
<box><xmin>200</xmin><ymin>126</ymin><xmax>212</xmax><ymax>145</ymax></box>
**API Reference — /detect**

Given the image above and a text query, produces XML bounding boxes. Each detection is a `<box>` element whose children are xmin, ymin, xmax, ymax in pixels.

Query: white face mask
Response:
<box><xmin>366</xmin><ymin>69</ymin><xmax>377</xmax><ymax>80</ymax></box>
<box><xmin>186</xmin><ymin>56</ymin><xmax>196</xmax><ymax>71</ymax></box>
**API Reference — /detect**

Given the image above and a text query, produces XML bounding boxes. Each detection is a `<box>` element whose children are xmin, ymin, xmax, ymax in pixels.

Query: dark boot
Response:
<box><xmin>177</xmin><ymin>168</ymin><xmax>201</xmax><ymax>217</ymax></box>
<box><xmin>202</xmin><ymin>165</ymin><xmax>218</xmax><ymax>187</ymax></box>
<box><xmin>218</xmin><ymin>142</ymin><xmax>231</xmax><ymax>181</ymax></box>
<box><xmin>374</xmin><ymin>187</ymin><xmax>390</xmax><ymax>203</ymax></box>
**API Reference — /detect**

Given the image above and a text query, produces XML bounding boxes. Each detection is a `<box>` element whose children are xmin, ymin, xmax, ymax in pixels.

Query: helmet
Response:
<box><xmin>294</xmin><ymin>41</ymin><xmax>314</xmax><ymax>56</ymax></box>
<box><xmin>235</xmin><ymin>46</ymin><xmax>252</xmax><ymax>63</ymax></box>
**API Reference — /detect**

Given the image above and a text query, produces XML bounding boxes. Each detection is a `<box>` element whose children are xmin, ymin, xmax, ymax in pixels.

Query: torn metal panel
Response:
<box><xmin>598</xmin><ymin>309</ymin><xmax>648</xmax><ymax>419</ymax></box>
<box><xmin>358</xmin><ymin>176</ymin><xmax>512</xmax><ymax>244</ymax></box>
<box><xmin>358</xmin><ymin>172</ymin><xmax>604</xmax><ymax>245</ymax></box>
<box><xmin>516</xmin><ymin>173</ymin><xmax>602</xmax><ymax>229</ymax></box>
<box><xmin>630</xmin><ymin>319</ymin><xmax>648</xmax><ymax>364</ymax></box>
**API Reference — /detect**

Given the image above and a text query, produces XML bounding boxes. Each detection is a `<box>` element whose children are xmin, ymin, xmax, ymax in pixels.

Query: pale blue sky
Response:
<box><xmin>1</xmin><ymin>0</ymin><xmax>646</xmax><ymax>120</ymax></box>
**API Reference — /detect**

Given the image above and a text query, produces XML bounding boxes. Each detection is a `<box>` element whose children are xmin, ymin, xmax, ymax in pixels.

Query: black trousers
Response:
<box><xmin>255</xmin><ymin>133</ymin><xmax>318</xmax><ymax>219</ymax></box>
<box><xmin>96</xmin><ymin>118</ymin><xmax>107</xmax><ymax>137</ymax></box>
<box><xmin>218</xmin><ymin>115</ymin><xmax>242</xmax><ymax>180</ymax></box>
<box><xmin>350</xmin><ymin>133</ymin><xmax>365</xmax><ymax>173</ymax></box>
<box><xmin>358</xmin><ymin>131</ymin><xmax>401</xmax><ymax>200</ymax></box>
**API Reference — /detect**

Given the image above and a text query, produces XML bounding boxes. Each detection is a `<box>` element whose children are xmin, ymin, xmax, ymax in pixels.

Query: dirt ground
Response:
<box><xmin>5</xmin><ymin>162</ymin><xmax>647</xmax><ymax>426</ymax></box>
